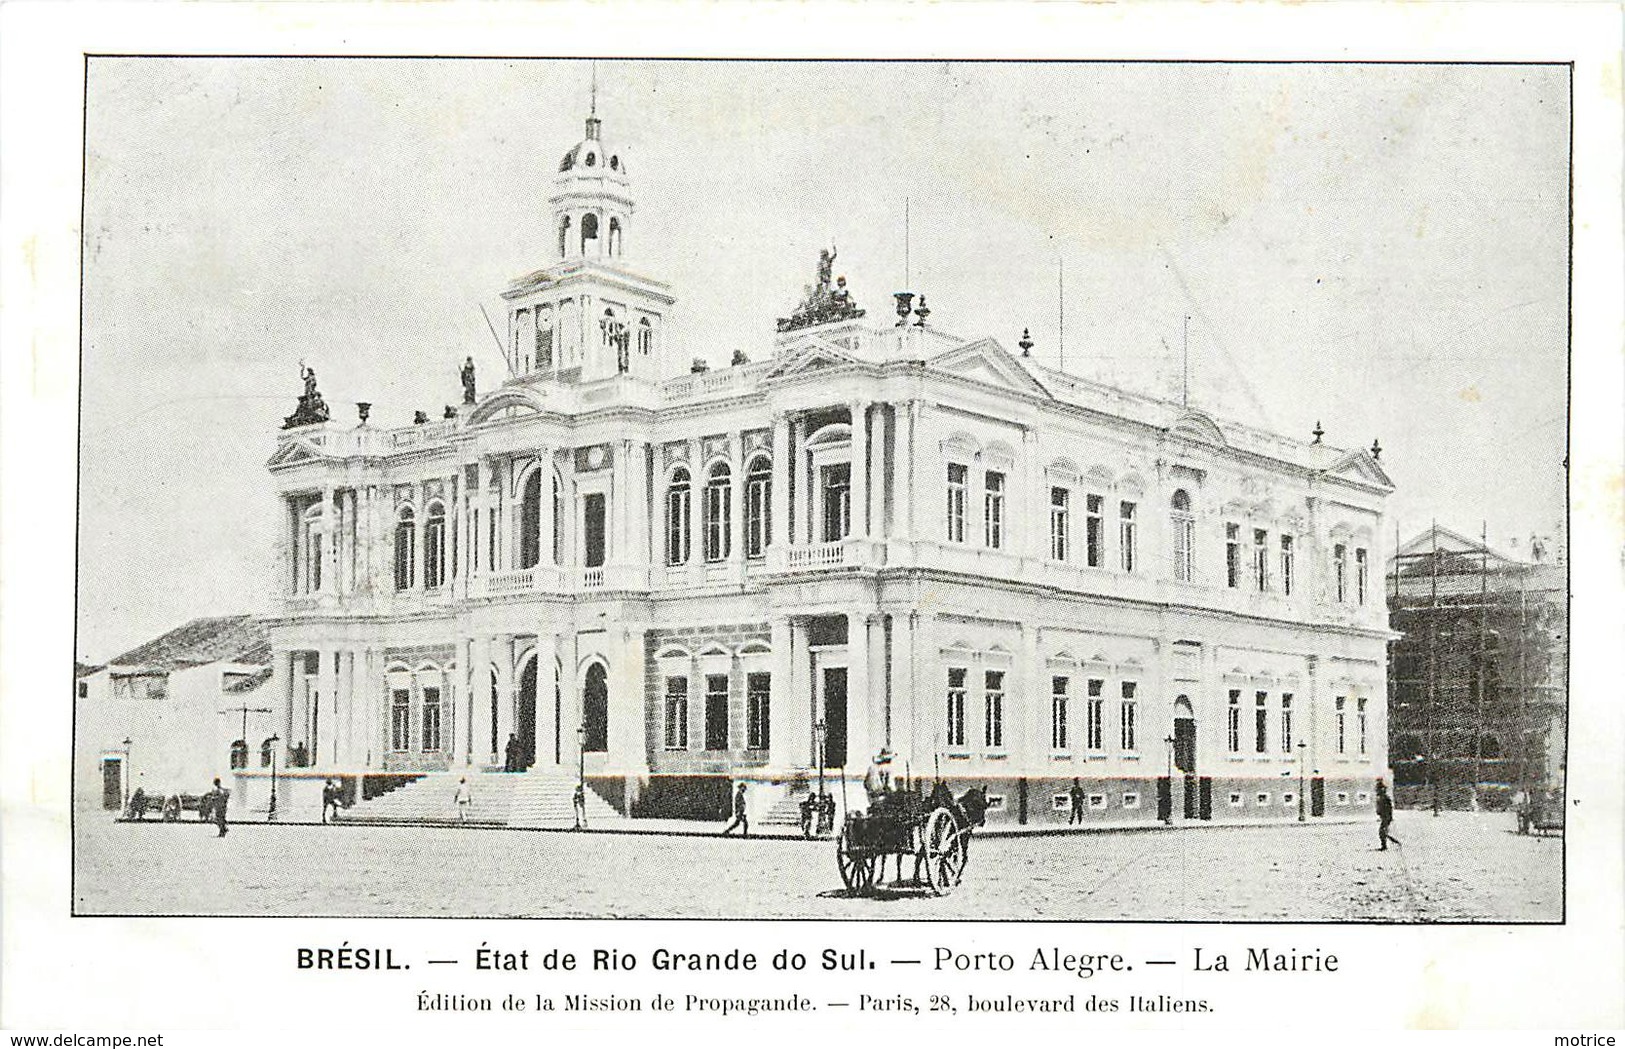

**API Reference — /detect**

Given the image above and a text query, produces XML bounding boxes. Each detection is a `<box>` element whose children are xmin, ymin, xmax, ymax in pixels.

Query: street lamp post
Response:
<box><xmin>1163</xmin><ymin>734</ymin><xmax>1175</xmax><ymax>825</ymax></box>
<box><xmin>577</xmin><ymin>724</ymin><xmax>586</xmax><ymax>794</ymax></box>
<box><xmin>121</xmin><ymin>737</ymin><xmax>133</xmax><ymax>813</ymax></box>
<box><xmin>267</xmin><ymin>733</ymin><xmax>280</xmax><ymax>821</ymax></box>
<box><xmin>1297</xmin><ymin>740</ymin><xmax>1308</xmax><ymax>822</ymax></box>
<box><xmin>815</xmin><ymin>719</ymin><xmax>826</xmax><ymax>802</ymax></box>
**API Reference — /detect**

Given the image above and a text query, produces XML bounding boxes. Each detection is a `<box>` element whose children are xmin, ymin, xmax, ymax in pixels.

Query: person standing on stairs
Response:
<box><xmin>454</xmin><ymin>776</ymin><xmax>473</xmax><ymax>823</ymax></box>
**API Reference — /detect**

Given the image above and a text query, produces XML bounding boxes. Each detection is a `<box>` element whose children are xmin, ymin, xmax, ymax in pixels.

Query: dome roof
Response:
<box><xmin>558</xmin><ymin>116</ymin><xmax>627</xmax><ymax>176</ymax></box>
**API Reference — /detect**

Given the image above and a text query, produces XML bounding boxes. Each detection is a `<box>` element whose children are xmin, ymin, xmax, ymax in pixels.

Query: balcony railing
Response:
<box><xmin>581</xmin><ymin>567</ymin><xmax>605</xmax><ymax>588</ymax></box>
<box><xmin>484</xmin><ymin>568</ymin><xmax>535</xmax><ymax>594</ymax></box>
<box><xmin>785</xmin><ymin>540</ymin><xmax>850</xmax><ymax>570</ymax></box>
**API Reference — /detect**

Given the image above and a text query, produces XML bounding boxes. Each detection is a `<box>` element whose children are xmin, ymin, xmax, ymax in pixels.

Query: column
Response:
<box><xmin>475</xmin><ymin>458</ymin><xmax>493</xmax><ymax>575</ymax></box>
<box><xmin>321</xmin><ymin>485</ymin><xmax>337</xmax><ymax>594</ymax></box>
<box><xmin>850</xmin><ymin>400</ymin><xmax>869</xmax><ymax>542</ymax></box>
<box><xmin>848</xmin><ymin>612</ymin><xmax>873</xmax><ymax>771</ymax></box>
<box><xmin>872</xmin><ymin>404</ymin><xmax>889</xmax><ymax>541</ymax></box>
<box><xmin>334</xmin><ymin>648</ymin><xmax>353</xmax><ymax>765</ymax></box>
<box><xmin>688</xmin><ymin>437</ymin><xmax>704</xmax><ymax>564</ymax></box>
<box><xmin>897</xmin><ymin>400</ymin><xmax>918</xmax><ymax>542</ymax></box>
<box><xmin>412</xmin><ymin>480</ymin><xmax>427</xmax><ymax>591</ymax></box>
<box><xmin>457</xmin><ymin>637</ymin><xmax>474</xmax><ymax>765</ymax></box>
<box><xmin>471</xmin><ymin>636</ymin><xmax>494</xmax><ymax>766</ymax></box>
<box><xmin>559</xmin><ymin>631</ymin><xmax>581</xmax><ymax>767</ymax></box>
<box><xmin>316</xmin><ymin>646</ymin><xmax>339</xmax><ymax>767</ymax></box>
<box><xmin>454</xmin><ymin>466</ymin><xmax>470</xmax><ymax>590</ymax></box>
<box><xmin>868</xmin><ymin>613</ymin><xmax>887</xmax><ymax>756</ymax></box>
<box><xmin>728</xmin><ymin>435</ymin><xmax>746</xmax><ymax>566</ymax></box>
<box><xmin>274</xmin><ymin>497</ymin><xmax>294</xmax><ymax>598</ymax></box>
<box><xmin>608</xmin><ymin>626</ymin><xmax>647</xmax><ymax>774</ymax></box>
<box><xmin>787</xmin><ymin>619</ymin><xmax>813</xmax><ymax>765</ymax></box>
<box><xmin>892</xmin><ymin>612</ymin><xmax>917</xmax><ymax>771</ymax></box>
<box><xmin>495</xmin><ymin>635</ymin><xmax>515</xmax><ymax>758</ymax></box>
<box><xmin>1021</xmin><ymin>623</ymin><xmax>1041</xmax><ymax>768</ymax></box>
<box><xmin>770</xmin><ymin>414</ymin><xmax>790</xmax><ymax>553</ymax></box>
<box><xmin>1023</xmin><ymin>427</ymin><xmax>1041</xmax><ymax>562</ymax></box>
<box><xmin>787</xmin><ymin>418</ymin><xmax>803</xmax><ymax>547</ymax></box>
<box><xmin>271</xmin><ymin>649</ymin><xmax>294</xmax><ymax>747</ymax></box>
<box><xmin>538</xmin><ymin>450</ymin><xmax>556</xmax><ymax>569</ymax></box>
<box><xmin>537</xmin><ymin>631</ymin><xmax>560</xmax><ymax>767</ymax></box>
<box><xmin>768</xmin><ymin>617</ymin><xmax>794</xmax><ymax>770</ymax></box>
<box><xmin>630</xmin><ymin>441</ymin><xmax>650</xmax><ymax>571</ymax></box>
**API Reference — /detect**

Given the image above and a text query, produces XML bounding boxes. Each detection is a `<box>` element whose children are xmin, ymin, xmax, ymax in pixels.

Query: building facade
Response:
<box><xmin>262</xmin><ymin>110</ymin><xmax>1394</xmax><ymax>825</ymax></box>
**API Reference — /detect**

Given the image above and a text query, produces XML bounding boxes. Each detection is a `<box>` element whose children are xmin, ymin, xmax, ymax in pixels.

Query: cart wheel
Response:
<box><xmin>836</xmin><ymin>819</ymin><xmax>865</xmax><ymax>892</ymax></box>
<box><xmin>922</xmin><ymin>809</ymin><xmax>963</xmax><ymax>896</ymax></box>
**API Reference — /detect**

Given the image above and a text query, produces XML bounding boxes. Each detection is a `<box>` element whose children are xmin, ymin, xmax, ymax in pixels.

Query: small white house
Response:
<box><xmin>76</xmin><ymin>615</ymin><xmax>271</xmax><ymax>813</ymax></box>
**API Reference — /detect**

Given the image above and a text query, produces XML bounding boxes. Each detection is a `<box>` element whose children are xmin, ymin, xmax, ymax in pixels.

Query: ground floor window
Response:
<box><xmin>1119</xmin><ymin>682</ymin><xmax>1137</xmax><ymax>752</ymax></box>
<box><xmin>746</xmin><ymin>672</ymin><xmax>770</xmax><ymax>750</ymax></box>
<box><xmin>946</xmin><ymin>668</ymin><xmax>967</xmax><ymax>748</ymax></box>
<box><xmin>1050</xmin><ymin>676</ymin><xmax>1069</xmax><ymax>750</ymax></box>
<box><xmin>1086</xmin><ymin>679</ymin><xmax>1104</xmax><ymax>750</ymax></box>
<box><xmin>664</xmin><ymin>675</ymin><xmax>688</xmax><ymax>750</ymax></box>
<box><xmin>984</xmin><ymin>670</ymin><xmax>1005</xmax><ymax>748</ymax></box>
<box><xmin>705</xmin><ymin>674</ymin><xmax>729</xmax><ymax>751</ymax></box>
<box><xmin>421</xmin><ymin>686</ymin><xmax>442</xmax><ymax>752</ymax></box>
<box><xmin>390</xmin><ymin>689</ymin><xmax>411</xmax><ymax>751</ymax></box>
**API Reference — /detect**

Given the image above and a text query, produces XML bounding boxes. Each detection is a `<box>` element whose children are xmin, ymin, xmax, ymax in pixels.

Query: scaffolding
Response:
<box><xmin>1385</xmin><ymin>523</ymin><xmax>1567</xmax><ymax>812</ymax></box>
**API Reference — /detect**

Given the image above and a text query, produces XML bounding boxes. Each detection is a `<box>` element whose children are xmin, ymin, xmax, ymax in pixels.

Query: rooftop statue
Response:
<box><xmin>461</xmin><ymin>356</ymin><xmax>477</xmax><ymax>405</ymax></box>
<box><xmin>281</xmin><ymin>363</ymin><xmax>331</xmax><ymax>429</ymax></box>
<box><xmin>776</xmin><ymin>246</ymin><xmax>865</xmax><ymax>333</ymax></box>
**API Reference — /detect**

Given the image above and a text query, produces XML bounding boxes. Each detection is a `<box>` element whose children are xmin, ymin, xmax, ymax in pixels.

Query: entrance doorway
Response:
<box><xmin>582</xmin><ymin>662</ymin><xmax>608</xmax><ymax>753</ymax></box>
<box><xmin>517</xmin><ymin>658</ymin><xmax>537</xmax><ymax>771</ymax></box>
<box><xmin>821</xmin><ymin>666</ymin><xmax>848</xmax><ymax>769</ymax></box>
<box><xmin>1173</xmin><ymin>697</ymin><xmax>1197</xmax><ymax>774</ymax></box>
<box><xmin>101</xmin><ymin>757</ymin><xmax>122</xmax><ymax>810</ymax></box>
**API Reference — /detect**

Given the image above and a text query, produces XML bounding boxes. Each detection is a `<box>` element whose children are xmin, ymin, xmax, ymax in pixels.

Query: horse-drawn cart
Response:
<box><xmin>835</xmin><ymin>785</ymin><xmax>988</xmax><ymax>896</ymax></box>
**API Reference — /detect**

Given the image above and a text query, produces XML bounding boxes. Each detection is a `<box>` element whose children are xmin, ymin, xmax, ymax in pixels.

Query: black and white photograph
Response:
<box><xmin>65</xmin><ymin>56</ymin><xmax>1576</xmax><ymax>923</ymax></box>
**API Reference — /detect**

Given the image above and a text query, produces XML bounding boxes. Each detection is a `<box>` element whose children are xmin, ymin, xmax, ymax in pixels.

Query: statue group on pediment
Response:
<box><xmin>282</xmin><ymin>363</ymin><xmax>331</xmax><ymax>429</ymax></box>
<box><xmin>776</xmin><ymin>246</ymin><xmax>865</xmax><ymax>333</ymax></box>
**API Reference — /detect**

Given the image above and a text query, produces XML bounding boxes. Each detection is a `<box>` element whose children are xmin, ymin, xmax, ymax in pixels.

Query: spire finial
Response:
<box><xmin>1312</xmin><ymin>420</ymin><xmax>1324</xmax><ymax>444</ymax></box>
<box><xmin>1018</xmin><ymin>327</ymin><xmax>1034</xmax><ymax>356</ymax></box>
<box><xmin>1370</xmin><ymin>437</ymin><xmax>1382</xmax><ymax>461</ymax></box>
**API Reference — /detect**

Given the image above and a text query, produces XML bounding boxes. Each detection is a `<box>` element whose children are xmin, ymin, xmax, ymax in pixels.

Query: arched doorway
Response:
<box><xmin>1173</xmin><ymin>697</ymin><xmax>1197</xmax><ymax>774</ymax></box>
<box><xmin>517</xmin><ymin>658</ymin><xmax>537</xmax><ymax>771</ymax></box>
<box><xmin>582</xmin><ymin>663</ymin><xmax>608</xmax><ymax>753</ymax></box>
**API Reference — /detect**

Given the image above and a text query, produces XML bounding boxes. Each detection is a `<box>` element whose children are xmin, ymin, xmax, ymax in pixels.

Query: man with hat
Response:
<box><xmin>864</xmin><ymin>747</ymin><xmax>895</xmax><ymax>809</ymax></box>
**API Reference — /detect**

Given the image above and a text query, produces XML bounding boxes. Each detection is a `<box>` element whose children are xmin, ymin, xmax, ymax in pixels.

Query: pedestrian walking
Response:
<box><xmin>210</xmin><ymin>777</ymin><xmax>229</xmax><ymax>837</ymax></box>
<box><xmin>572</xmin><ymin>782</ymin><xmax>587</xmax><ymax>830</ymax></box>
<box><xmin>1375</xmin><ymin>779</ymin><xmax>1400</xmax><ymax>850</ymax></box>
<box><xmin>503</xmin><ymin>733</ymin><xmax>521</xmax><ymax>772</ymax></box>
<box><xmin>722</xmin><ymin>782</ymin><xmax>749</xmax><ymax>837</ymax></box>
<box><xmin>1069</xmin><ymin>777</ymin><xmax>1086</xmax><ymax>825</ymax></box>
<box><xmin>321</xmin><ymin>778</ymin><xmax>339</xmax><ymax>824</ymax></box>
<box><xmin>454</xmin><ymin>777</ymin><xmax>473</xmax><ymax>823</ymax></box>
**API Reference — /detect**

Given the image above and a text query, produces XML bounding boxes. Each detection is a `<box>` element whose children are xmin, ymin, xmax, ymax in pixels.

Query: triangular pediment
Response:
<box><xmin>266</xmin><ymin>439</ymin><xmax>329</xmax><ymax>469</ymax></box>
<box><xmin>767</xmin><ymin>339</ymin><xmax>861</xmax><ymax>379</ymax></box>
<box><xmin>927</xmin><ymin>338</ymin><xmax>1052</xmax><ymax>398</ymax></box>
<box><xmin>1322</xmin><ymin>449</ymin><xmax>1394</xmax><ymax>489</ymax></box>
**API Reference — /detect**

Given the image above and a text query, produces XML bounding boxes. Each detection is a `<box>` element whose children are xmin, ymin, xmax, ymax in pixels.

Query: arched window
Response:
<box><xmin>582</xmin><ymin>663</ymin><xmax>608</xmax><ymax>753</ymax></box>
<box><xmin>558</xmin><ymin>215</ymin><xmax>571</xmax><ymax>258</ymax></box>
<box><xmin>745</xmin><ymin>456</ymin><xmax>772</xmax><ymax>558</ymax></box>
<box><xmin>637</xmin><ymin>317</ymin><xmax>653</xmax><ymax>356</ymax></box>
<box><xmin>704</xmin><ymin>462</ymin><xmax>732</xmax><ymax>562</ymax></box>
<box><xmin>519</xmin><ymin>470</ymin><xmax>542</xmax><ymax>570</ymax></box>
<box><xmin>1171</xmin><ymin>488</ymin><xmax>1195</xmax><ymax>583</ymax></box>
<box><xmin>580</xmin><ymin>212</ymin><xmax>599</xmax><ymax>254</ymax></box>
<box><xmin>301</xmin><ymin>503</ymin><xmax>324</xmax><ymax>594</ymax></box>
<box><xmin>666</xmin><ymin>467</ymin><xmax>691</xmax><ymax>566</ymax></box>
<box><xmin>394</xmin><ymin>506</ymin><xmax>416</xmax><ymax>591</ymax></box>
<box><xmin>608</xmin><ymin>217</ymin><xmax>622</xmax><ymax>256</ymax></box>
<box><xmin>424</xmin><ymin>502</ymin><xmax>447</xmax><ymax>589</ymax></box>
<box><xmin>229</xmin><ymin>739</ymin><xmax>248</xmax><ymax>770</ymax></box>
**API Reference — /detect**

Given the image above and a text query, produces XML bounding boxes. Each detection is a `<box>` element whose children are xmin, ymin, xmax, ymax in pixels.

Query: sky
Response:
<box><xmin>77</xmin><ymin>59</ymin><xmax>1569</xmax><ymax>660</ymax></box>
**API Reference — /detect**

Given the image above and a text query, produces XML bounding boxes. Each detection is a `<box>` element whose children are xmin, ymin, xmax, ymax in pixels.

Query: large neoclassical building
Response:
<box><xmin>260</xmin><ymin>107</ymin><xmax>1394</xmax><ymax>826</ymax></box>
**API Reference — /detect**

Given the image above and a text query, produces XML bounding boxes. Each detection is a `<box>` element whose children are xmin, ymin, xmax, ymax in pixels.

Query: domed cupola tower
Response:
<box><xmin>551</xmin><ymin>114</ymin><xmax>633</xmax><ymax>261</ymax></box>
<box><xmin>499</xmin><ymin>101</ymin><xmax>674</xmax><ymax>386</ymax></box>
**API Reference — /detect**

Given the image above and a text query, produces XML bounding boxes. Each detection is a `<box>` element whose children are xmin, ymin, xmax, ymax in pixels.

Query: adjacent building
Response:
<box><xmin>1386</xmin><ymin>524</ymin><xmax>1567</xmax><ymax>810</ymax></box>
<box><xmin>261</xmin><ymin>106</ymin><xmax>1394</xmax><ymax>826</ymax></box>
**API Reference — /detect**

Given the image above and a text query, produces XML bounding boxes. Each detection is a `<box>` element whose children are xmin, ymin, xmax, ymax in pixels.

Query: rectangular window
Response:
<box><xmin>1334</xmin><ymin>544</ymin><xmax>1348</xmax><ymax>602</ymax></box>
<box><xmin>704</xmin><ymin>674</ymin><xmax>729</xmax><ymax>751</ymax></box>
<box><xmin>1253</xmin><ymin>528</ymin><xmax>1270</xmax><ymax>591</ymax></box>
<box><xmin>1173</xmin><ymin>515</ymin><xmax>1194</xmax><ymax>582</ymax></box>
<box><xmin>1088</xmin><ymin>794</ymin><xmax>1108</xmax><ymax>810</ymax></box>
<box><xmin>1281</xmin><ymin>535</ymin><xmax>1294</xmax><ymax>595</ymax></box>
<box><xmin>425</xmin><ymin>515</ymin><xmax>445</xmax><ymax>589</ymax></box>
<box><xmin>1281</xmin><ymin>693</ymin><xmax>1294</xmax><ymax>753</ymax></box>
<box><xmin>946</xmin><ymin>667</ymin><xmax>967</xmax><ymax>748</ymax></box>
<box><xmin>1085</xmin><ymin>494</ymin><xmax>1104</xmax><ymax>567</ymax></box>
<box><xmin>666</xmin><ymin>484</ymin><xmax>689</xmax><ymax>565</ymax></box>
<box><xmin>390</xmin><ymin>689</ymin><xmax>411</xmax><ymax>752</ymax></box>
<box><xmin>394</xmin><ymin>525</ymin><xmax>413</xmax><ymax>591</ymax></box>
<box><xmin>984</xmin><ymin>670</ymin><xmax>1005</xmax><ymax>748</ymax></box>
<box><xmin>1255</xmin><ymin>691</ymin><xmax>1268</xmax><ymax>753</ymax></box>
<box><xmin>421</xmin><ymin>686</ymin><xmax>441</xmax><ymax>752</ymax></box>
<box><xmin>821</xmin><ymin>463</ymin><xmax>851</xmax><ymax>542</ymax></box>
<box><xmin>703</xmin><ymin>480</ymin><xmax>731</xmax><ymax>562</ymax></box>
<box><xmin>582</xmin><ymin>493</ymin><xmax>606</xmax><ymax>568</ymax></box>
<box><xmin>1120</xmin><ymin>681</ymin><xmax>1138</xmax><ymax>752</ymax></box>
<box><xmin>1356</xmin><ymin>548</ymin><xmax>1369</xmax><ymax>604</ymax></box>
<box><xmin>1049</xmin><ymin>487</ymin><xmax>1070</xmax><ymax>560</ymax></box>
<box><xmin>946</xmin><ymin>464</ymin><xmax>967</xmax><ymax>543</ymax></box>
<box><xmin>746</xmin><ymin>672</ymin><xmax>771</xmax><ymax>750</ymax></box>
<box><xmin>1357</xmin><ymin>697</ymin><xmax>1369</xmax><ymax>755</ymax></box>
<box><xmin>1086</xmin><ymin>679</ymin><xmax>1105</xmax><ymax>751</ymax></box>
<box><xmin>1226</xmin><ymin>523</ymin><xmax>1241</xmax><ymax>588</ymax></box>
<box><xmin>1051</xmin><ymin>676</ymin><xmax>1069</xmax><ymax>750</ymax></box>
<box><xmin>1122</xmin><ymin>792</ymin><xmax>1140</xmax><ymax>809</ymax></box>
<box><xmin>1335</xmin><ymin>696</ymin><xmax>1347</xmax><ymax>754</ymax></box>
<box><xmin>1227</xmin><ymin>689</ymin><xmax>1241</xmax><ymax>753</ymax></box>
<box><xmin>1118</xmin><ymin>501</ymin><xmax>1137</xmax><ymax>571</ymax></box>
<box><xmin>984</xmin><ymin>471</ymin><xmax>1005</xmax><ymax>549</ymax></box>
<box><xmin>664</xmin><ymin>676</ymin><xmax>688</xmax><ymax>750</ymax></box>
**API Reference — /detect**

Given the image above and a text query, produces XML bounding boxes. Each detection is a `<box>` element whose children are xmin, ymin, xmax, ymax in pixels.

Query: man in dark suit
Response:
<box><xmin>1069</xmin><ymin>778</ymin><xmax>1086</xmax><ymax>825</ymax></box>
<box><xmin>210</xmin><ymin>777</ymin><xmax>229</xmax><ymax>837</ymax></box>
<box><xmin>1375</xmin><ymin>779</ymin><xmax>1400</xmax><ymax>850</ymax></box>
<box><xmin>722</xmin><ymin>782</ymin><xmax>749</xmax><ymax>837</ymax></box>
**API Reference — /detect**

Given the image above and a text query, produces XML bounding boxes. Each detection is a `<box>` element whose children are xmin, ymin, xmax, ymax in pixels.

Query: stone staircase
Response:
<box><xmin>341</xmin><ymin>770</ymin><xmax>622</xmax><ymax>828</ymax></box>
<box><xmin>757</xmin><ymin>774</ymin><xmax>859</xmax><ymax>828</ymax></box>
